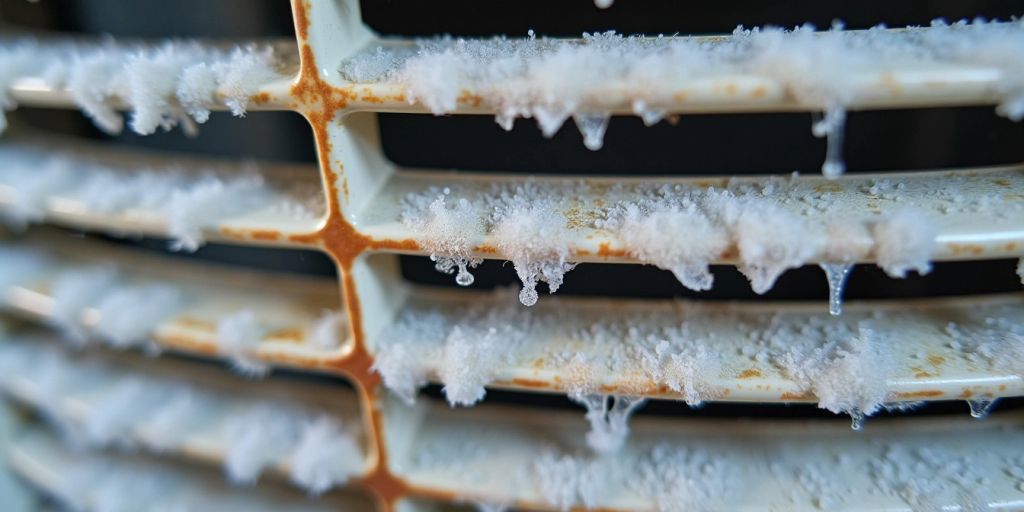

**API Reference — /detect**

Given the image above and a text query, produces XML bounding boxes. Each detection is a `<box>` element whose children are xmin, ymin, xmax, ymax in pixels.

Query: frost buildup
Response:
<box><xmin>341</xmin><ymin>20</ymin><xmax>1024</xmax><ymax>176</ymax></box>
<box><xmin>50</xmin><ymin>265</ymin><xmax>118</xmax><ymax>343</ymax></box>
<box><xmin>217</xmin><ymin>309</ymin><xmax>270</xmax><ymax>377</ymax></box>
<box><xmin>573</xmin><ymin>393</ymin><xmax>646</xmax><ymax>454</ymax></box>
<box><xmin>871</xmin><ymin>208</ymin><xmax>938</xmax><ymax>278</ymax></box>
<box><xmin>289</xmin><ymin>417</ymin><xmax>360</xmax><ymax>495</ymax></box>
<box><xmin>490</xmin><ymin>189</ymin><xmax>574</xmax><ymax>306</ymax></box>
<box><xmin>224</xmin><ymin>404</ymin><xmax>301</xmax><ymax>484</ymax></box>
<box><xmin>776</xmin><ymin>323</ymin><xmax>892</xmax><ymax>429</ymax></box>
<box><xmin>400</xmin><ymin>188</ymin><xmax>484</xmax><ymax>287</ymax></box>
<box><xmin>167</xmin><ymin>173</ymin><xmax>270</xmax><ymax>251</ymax></box>
<box><xmin>0</xmin><ymin>39</ymin><xmax>284</xmax><ymax>136</ymax></box>
<box><xmin>94</xmin><ymin>284</ymin><xmax>183</xmax><ymax>349</ymax></box>
<box><xmin>311</xmin><ymin>310</ymin><xmax>346</xmax><ymax>350</ymax></box>
<box><xmin>85</xmin><ymin>377</ymin><xmax>168</xmax><ymax>445</ymax></box>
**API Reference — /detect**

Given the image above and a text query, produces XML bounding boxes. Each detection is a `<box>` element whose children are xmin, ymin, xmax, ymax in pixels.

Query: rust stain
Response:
<box><xmin>945</xmin><ymin>243</ymin><xmax>985</xmax><ymax>256</ymax></box>
<box><xmin>251</xmin><ymin>91</ymin><xmax>272</xmax><ymax>105</ymax></box>
<box><xmin>457</xmin><ymin>90</ymin><xmax>483</xmax><ymax>108</ymax></box>
<box><xmin>723</xmin><ymin>83</ymin><xmax>738</xmax><ymax>95</ymax></box>
<box><xmin>266</xmin><ymin>327</ymin><xmax>304</xmax><ymax>342</ymax></box>
<box><xmin>510</xmin><ymin>378</ymin><xmax>552</xmax><ymax>389</ymax></box>
<box><xmin>813</xmin><ymin>182</ymin><xmax>843</xmax><ymax>193</ymax></box>
<box><xmin>780</xmin><ymin>391</ymin><xmax>813</xmax><ymax>400</ymax></box>
<box><xmin>596</xmin><ymin>241</ymin><xmax>627</xmax><ymax>258</ymax></box>
<box><xmin>219</xmin><ymin>227</ymin><xmax>283</xmax><ymax>241</ymax></box>
<box><xmin>959</xmin><ymin>389</ymin><xmax>974</xmax><ymax>398</ymax></box>
<box><xmin>914</xmin><ymin>370</ymin><xmax>933</xmax><ymax>378</ymax></box>
<box><xmin>172</xmin><ymin>316</ymin><xmax>215</xmax><ymax>331</ymax></box>
<box><xmin>672</xmin><ymin>92</ymin><xmax>688</xmax><ymax>102</ymax></box>
<box><xmin>993</xmin><ymin>178</ymin><xmax>1010</xmax><ymax>187</ymax></box>
<box><xmin>927</xmin><ymin>354</ymin><xmax>945</xmax><ymax>367</ymax></box>
<box><xmin>738</xmin><ymin>368</ymin><xmax>762</xmax><ymax>379</ymax></box>
<box><xmin>360</xmin><ymin>87</ymin><xmax>386</xmax><ymax>104</ymax></box>
<box><xmin>895</xmin><ymin>390</ymin><xmax>944</xmax><ymax>398</ymax></box>
<box><xmin>751</xmin><ymin>85</ymin><xmax>767</xmax><ymax>98</ymax></box>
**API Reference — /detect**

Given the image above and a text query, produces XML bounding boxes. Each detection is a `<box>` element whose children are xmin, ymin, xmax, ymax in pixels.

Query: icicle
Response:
<box><xmin>967</xmin><ymin>398</ymin><xmax>996</xmax><ymax>419</ymax></box>
<box><xmin>455</xmin><ymin>262</ymin><xmax>475</xmax><ymax>286</ymax></box>
<box><xmin>819</xmin><ymin>262</ymin><xmax>853</xmax><ymax>316</ymax></box>
<box><xmin>573</xmin><ymin>113</ymin><xmax>610</xmax><ymax>151</ymax></box>
<box><xmin>812</xmin><ymin>105</ymin><xmax>847</xmax><ymax>178</ymax></box>
<box><xmin>849</xmin><ymin>409</ymin><xmax>865</xmax><ymax>431</ymax></box>
<box><xmin>631</xmin><ymin>100</ymin><xmax>665</xmax><ymax>126</ymax></box>
<box><xmin>1017</xmin><ymin>257</ymin><xmax>1023</xmax><ymax>284</ymax></box>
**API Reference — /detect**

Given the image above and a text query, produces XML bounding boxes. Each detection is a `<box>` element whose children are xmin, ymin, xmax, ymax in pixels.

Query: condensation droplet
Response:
<box><xmin>519</xmin><ymin>286</ymin><xmax>539</xmax><ymax>307</ymax></box>
<box><xmin>594</xmin><ymin>0</ymin><xmax>614</xmax><ymax>8</ymax></box>
<box><xmin>573</xmin><ymin>113</ymin><xmax>610</xmax><ymax>151</ymax></box>
<box><xmin>820</xmin><ymin>262</ymin><xmax>853</xmax><ymax>316</ymax></box>
<box><xmin>455</xmin><ymin>266</ymin><xmax>475</xmax><ymax>287</ymax></box>
<box><xmin>968</xmin><ymin>398</ymin><xmax>996</xmax><ymax>419</ymax></box>
<box><xmin>849</xmin><ymin>409</ymin><xmax>865</xmax><ymax>431</ymax></box>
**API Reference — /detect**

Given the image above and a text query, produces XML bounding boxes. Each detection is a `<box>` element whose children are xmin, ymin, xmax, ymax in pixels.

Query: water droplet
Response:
<box><xmin>820</xmin><ymin>262</ymin><xmax>853</xmax><ymax>316</ymax></box>
<box><xmin>519</xmin><ymin>286</ymin><xmax>538</xmax><ymax>307</ymax></box>
<box><xmin>455</xmin><ymin>266</ymin><xmax>475</xmax><ymax>287</ymax></box>
<box><xmin>573</xmin><ymin>113</ymin><xmax>610</xmax><ymax>151</ymax></box>
<box><xmin>594</xmin><ymin>0</ymin><xmax>614</xmax><ymax>8</ymax></box>
<box><xmin>968</xmin><ymin>398</ymin><xmax>997</xmax><ymax>419</ymax></box>
<box><xmin>849</xmin><ymin>409</ymin><xmax>865</xmax><ymax>431</ymax></box>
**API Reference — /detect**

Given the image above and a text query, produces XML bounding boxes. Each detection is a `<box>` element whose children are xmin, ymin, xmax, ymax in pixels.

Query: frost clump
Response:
<box><xmin>0</xmin><ymin>144</ymin><xmax>321</xmax><ymax>251</ymax></box>
<box><xmin>94</xmin><ymin>284</ymin><xmax>183</xmax><ymax>349</ymax></box>
<box><xmin>50</xmin><ymin>265</ymin><xmax>119</xmax><ymax>343</ymax></box>
<box><xmin>289</xmin><ymin>416</ymin><xmax>361</xmax><ymax>495</ymax></box>
<box><xmin>374</xmin><ymin>296</ymin><xmax>530</xmax><ymax>405</ymax></box>
<box><xmin>217</xmin><ymin>309</ymin><xmax>270</xmax><ymax>377</ymax></box>
<box><xmin>224</xmin><ymin>404</ymin><xmax>302</xmax><ymax>484</ymax></box>
<box><xmin>401</xmin><ymin>188</ymin><xmax>484</xmax><ymax>287</ymax></box>
<box><xmin>610</xmin><ymin>204</ymin><xmax>726</xmax><ymax>291</ymax></box>
<box><xmin>871</xmin><ymin>208</ymin><xmax>937</xmax><ymax>278</ymax></box>
<box><xmin>0</xmin><ymin>39</ymin><xmax>285</xmax><ymax>135</ymax></box>
<box><xmin>341</xmin><ymin>20</ymin><xmax>1024</xmax><ymax>175</ymax></box>
<box><xmin>311</xmin><ymin>310</ymin><xmax>346</xmax><ymax>350</ymax></box>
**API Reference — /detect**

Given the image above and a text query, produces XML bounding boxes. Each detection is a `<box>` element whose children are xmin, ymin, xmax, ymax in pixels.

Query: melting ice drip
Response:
<box><xmin>819</xmin><ymin>262</ymin><xmax>853</xmax><ymax>316</ymax></box>
<box><xmin>573</xmin><ymin>113</ymin><xmax>610</xmax><ymax>151</ymax></box>
<box><xmin>574</xmin><ymin>393</ymin><xmax>646</xmax><ymax>453</ymax></box>
<box><xmin>967</xmin><ymin>398</ymin><xmax>997</xmax><ymax>419</ymax></box>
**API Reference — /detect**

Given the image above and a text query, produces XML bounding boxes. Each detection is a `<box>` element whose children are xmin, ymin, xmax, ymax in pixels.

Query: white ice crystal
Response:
<box><xmin>611</xmin><ymin>204</ymin><xmax>727</xmax><ymax>291</ymax></box>
<box><xmin>311</xmin><ymin>310</ymin><xmax>346</xmax><ymax>350</ymax></box>
<box><xmin>289</xmin><ymin>416</ymin><xmax>360</xmax><ymax>494</ymax></box>
<box><xmin>94</xmin><ymin>284</ymin><xmax>183</xmax><ymax>349</ymax></box>
<box><xmin>85</xmin><ymin>377</ymin><xmax>168</xmax><ymax>445</ymax></box>
<box><xmin>340</xmin><ymin>20</ymin><xmax>1024</xmax><ymax>173</ymax></box>
<box><xmin>50</xmin><ymin>265</ymin><xmax>119</xmax><ymax>343</ymax></box>
<box><xmin>217</xmin><ymin>309</ymin><xmax>270</xmax><ymax>377</ymax></box>
<box><xmin>224</xmin><ymin>404</ymin><xmax>302</xmax><ymax>484</ymax></box>
<box><xmin>0</xmin><ymin>38</ymin><xmax>284</xmax><ymax>135</ymax></box>
<box><xmin>167</xmin><ymin>173</ymin><xmax>270</xmax><ymax>251</ymax></box>
<box><xmin>401</xmin><ymin>189</ymin><xmax>484</xmax><ymax>287</ymax></box>
<box><xmin>872</xmin><ymin>208</ymin><xmax>937</xmax><ymax>278</ymax></box>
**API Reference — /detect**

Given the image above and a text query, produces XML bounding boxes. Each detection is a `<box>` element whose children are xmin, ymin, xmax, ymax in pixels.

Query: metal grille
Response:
<box><xmin>0</xmin><ymin>1</ymin><xmax>1023</xmax><ymax>511</ymax></box>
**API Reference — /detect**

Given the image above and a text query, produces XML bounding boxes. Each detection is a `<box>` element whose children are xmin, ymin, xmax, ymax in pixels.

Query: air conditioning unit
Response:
<box><xmin>0</xmin><ymin>1</ymin><xmax>1022</xmax><ymax>510</ymax></box>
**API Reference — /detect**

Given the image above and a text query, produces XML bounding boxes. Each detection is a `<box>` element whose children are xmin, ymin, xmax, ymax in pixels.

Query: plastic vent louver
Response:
<box><xmin>0</xmin><ymin>1</ymin><xmax>1022</xmax><ymax>511</ymax></box>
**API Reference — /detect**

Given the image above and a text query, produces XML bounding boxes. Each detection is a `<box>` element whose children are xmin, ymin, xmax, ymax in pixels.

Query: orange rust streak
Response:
<box><xmin>284</xmin><ymin>7</ymin><xmax>414</xmax><ymax>507</ymax></box>
<box><xmin>738</xmin><ymin>368</ymin><xmax>763</xmax><ymax>379</ymax></box>
<box><xmin>895</xmin><ymin>390</ymin><xmax>945</xmax><ymax>399</ymax></box>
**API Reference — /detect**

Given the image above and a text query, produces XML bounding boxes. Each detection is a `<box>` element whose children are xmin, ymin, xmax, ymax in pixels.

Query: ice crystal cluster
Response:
<box><xmin>397</xmin><ymin>169</ymin><xmax>1024</xmax><ymax>305</ymax></box>
<box><xmin>0</xmin><ymin>144</ymin><xmax>323</xmax><ymax>250</ymax></box>
<box><xmin>0</xmin><ymin>40</ymin><xmax>285</xmax><ymax>135</ymax></box>
<box><xmin>341</xmin><ymin>19</ymin><xmax>1024</xmax><ymax>176</ymax></box>
<box><xmin>376</xmin><ymin>289</ymin><xmax>1024</xmax><ymax>438</ymax></box>
<box><xmin>0</xmin><ymin>340</ymin><xmax>362</xmax><ymax>494</ymax></box>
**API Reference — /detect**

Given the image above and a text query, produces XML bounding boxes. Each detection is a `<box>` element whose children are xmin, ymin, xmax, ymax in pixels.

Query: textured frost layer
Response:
<box><xmin>396</xmin><ymin>171</ymin><xmax>1024</xmax><ymax>302</ymax></box>
<box><xmin>0</xmin><ymin>340</ymin><xmax>362</xmax><ymax>494</ymax></box>
<box><xmin>375</xmin><ymin>289</ymin><xmax>1024</xmax><ymax>424</ymax></box>
<box><xmin>340</xmin><ymin>20</ymin><xmax>1024</xmax><ymax>174</ymax></box>
<box><xmin>0</xmin><ymin>39</ymin><xmax>285</xmax><ymax>135</ymax></box>
<box><xmin>0</xmin><ymin>144</ymin><xmax>324</xmax><ymax>250</ymax></box>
